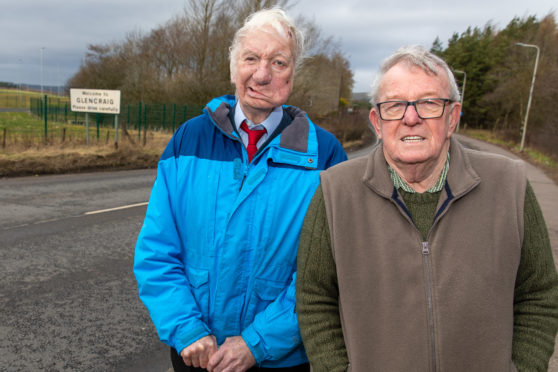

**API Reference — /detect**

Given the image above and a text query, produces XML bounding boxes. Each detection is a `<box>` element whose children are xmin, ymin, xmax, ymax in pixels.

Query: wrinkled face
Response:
<box><xmin>369</xmin><ymin>62</ymin><xmax>460</xmax><ymax>170</ymax></box>
<box><xmin>232</xmin><ymin>28</ymin><xmax>295</xmax><ymax>123</ymax></box>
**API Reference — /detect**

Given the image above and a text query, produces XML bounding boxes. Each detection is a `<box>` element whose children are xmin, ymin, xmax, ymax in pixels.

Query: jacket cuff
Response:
<box><xmin>174</xmin><ymin>323</ymin><xmax>211</xmax><ymax>354</ymax></box>
<box><xmin>241</xmin><ymin>326</ymin><xmax>266</xmax><ymax>363</ymax></box>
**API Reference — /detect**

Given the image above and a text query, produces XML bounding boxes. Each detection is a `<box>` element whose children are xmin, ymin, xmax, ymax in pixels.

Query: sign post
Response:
<box><xmin>70</xmin><ymin>89</ymin><xmax>121</xmax><ymax>146</ymax></box>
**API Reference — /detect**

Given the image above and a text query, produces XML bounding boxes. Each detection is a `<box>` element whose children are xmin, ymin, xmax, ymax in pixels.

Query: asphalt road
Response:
<box><xmin>0</xmin><ymin>169</ymin><xmax>172</xmax><ymax>371</ymax></box>
<box><xmin>1</xmin><ymin>136</ymin><xmax>557</xmax><ymax>371</ymax></box>
<box><xmin>454</xmin><ymin>134</ymin><xmax>558</xmax><ymax>371</ymax></box>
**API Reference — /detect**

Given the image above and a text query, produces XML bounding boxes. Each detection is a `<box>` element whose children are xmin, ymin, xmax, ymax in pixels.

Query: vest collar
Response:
<box><xmin>363</xmin><ymin>137</ymin><xmax>480</xmax><ymax>200</ymax></box>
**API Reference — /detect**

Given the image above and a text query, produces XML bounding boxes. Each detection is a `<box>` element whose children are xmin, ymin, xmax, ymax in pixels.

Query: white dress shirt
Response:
<box><xmin>234</xmin><ymin>103</ymin><xmax>283</xmax><ymax>149</ymax></box>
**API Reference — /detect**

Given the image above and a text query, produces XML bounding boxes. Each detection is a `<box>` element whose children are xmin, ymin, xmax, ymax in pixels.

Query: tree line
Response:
<box><xmin>67</xmin><ymin>0</ymin><xmax>354</xmax><ymax>118</ymax></box>
<box><xmin>431</xmin><ymin>13</ymin><xmax>558</xmax><ymax>154</ymax></box>
<box><xmin>67</xmin><ymin>3</ymin><xmax>557</xmax><ymax>156</ymax></box>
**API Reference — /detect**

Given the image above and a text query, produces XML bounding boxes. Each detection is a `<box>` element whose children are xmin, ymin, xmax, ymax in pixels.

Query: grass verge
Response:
<box><xmin>0</xmin><ymin>112</ymin><xmax>171</xmax><ymax>177</ymax></box>
<box><xmin>462</xmin><ymin>129</ymin><xmax>558</xmax><ymax>185</ymax></box>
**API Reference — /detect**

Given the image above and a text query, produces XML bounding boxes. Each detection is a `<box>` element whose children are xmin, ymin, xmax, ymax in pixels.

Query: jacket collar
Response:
<box><xmin>205</xmin><ymin>95</ymin><xmax>318</xmax><ymax>168</ymax></box>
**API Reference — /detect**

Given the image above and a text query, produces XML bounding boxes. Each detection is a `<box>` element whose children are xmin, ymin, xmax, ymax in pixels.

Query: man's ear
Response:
<box><xmin>447</xmin><ymin>102</ymin><xmax>461</xmax><ymax>136</ymax></box>
<box><xmin>369</xmin><ymin>108</ymin><xmax>383</xmax><ymax>140</ymax></box>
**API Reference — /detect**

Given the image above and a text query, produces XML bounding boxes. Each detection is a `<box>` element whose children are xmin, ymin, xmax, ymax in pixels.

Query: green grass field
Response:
<box><xmin>0</xmin><ymin>89</ymin><xmax>129</xmax><ymax>147</ymax></box>
<box><xmin>0</xmin><ymin>111</ymin><xmax>88</xmax><ymax>138</ymax></box>
<box><xmin>0</xmin><ymin>88</ymin><xmax>65</xmax><ymax>109</ymax></box>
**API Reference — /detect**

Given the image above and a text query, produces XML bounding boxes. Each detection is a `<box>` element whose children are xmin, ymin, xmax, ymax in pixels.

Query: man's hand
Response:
<box><xmin>180</xmin><ymin>335</ymin><xmax>218</xmax><ymax>369</ymax></box>
<box><xmin>207</xmin><ymin>336</ymin><xmax>256</xmax><ymax>372</ymax></box>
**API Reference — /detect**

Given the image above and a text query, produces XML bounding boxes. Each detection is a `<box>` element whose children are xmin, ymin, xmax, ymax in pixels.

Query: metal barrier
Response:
<box><xmin>29</xmin><ymin>97</ymin><xmax>204</xmax><ymax>133</ymax></box>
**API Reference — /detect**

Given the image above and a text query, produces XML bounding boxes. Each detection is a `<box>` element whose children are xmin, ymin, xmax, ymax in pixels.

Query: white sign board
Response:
<box><xmin>70</xmin><ymin>89</ymin><xmax>121</xmax><ymax>114</ymax></box>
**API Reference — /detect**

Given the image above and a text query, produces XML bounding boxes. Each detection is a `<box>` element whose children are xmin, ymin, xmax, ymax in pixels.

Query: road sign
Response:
<box><xmin>70</xmin><ymin>89</ymin><xmax>121</xmax><ymax>114</ymax></box>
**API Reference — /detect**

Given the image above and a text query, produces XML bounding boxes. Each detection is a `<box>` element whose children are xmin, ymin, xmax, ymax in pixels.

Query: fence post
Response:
<box><xmin>143</xmin><ymin>104</ymin><xmax>148</xmax><ymax>146</ymax></box>
<box><xmin>114</xmin><ymin>115</ymin><xmax>119</xmax><ymax>149</ymax></box>
<box><xmin>162</xmin><ymin>104</ymin><xmax>166</xmax><ymax>130</ymax></box>
<box><xmin>172</xmin><ymin>104</ymin><xmax>176</xmax><ymax>133</ymax></box>
<box><xmin>86</xmin><ymin>113</ymin><xmax>90</xmax><ymax>146</ymax></box>
<box><xmin>137</xmin><ymin>101</ymin><xmax>142</xmax><ymax>143</ymax></box>
<box><xmin>144</xmin><ymin>104</ymin><xmax>148</xmax><ymax>130</ymax></box>
<box><xmin>96</xmin><ymin>113</ymin><xmax>100</xmax><ymax>140</ymax></box>
<box><xmin>56</xmin><ymin>97</ymin><xmax>60</xmax><ymax>122</ymax></box>
<box><xmin>43</xmin><ymin>95</ymin><xmax>48</xmax><ymax>142</ymax></box>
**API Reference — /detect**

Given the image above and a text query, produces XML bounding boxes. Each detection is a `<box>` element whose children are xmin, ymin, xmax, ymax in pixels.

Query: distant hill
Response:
<box><xmin>0</xmin><ymin>81</ymin><xmax>65</xmax><ymax>95</ymax></box>
<box><xmin>0</xmin><ymin>82</ymin><xmax>17</xmax><ymax>89</ymax></box>
<box><xmin>352</xmin><ymin>92</ymin><xmax>370</xmax><ymax>102</ymax></box>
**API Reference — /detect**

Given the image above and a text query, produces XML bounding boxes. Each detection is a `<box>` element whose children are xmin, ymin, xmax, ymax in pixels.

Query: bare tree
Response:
<box><xmin>67</xmin><ymin>0</ymin><xmax>354</xmax><ymax>114</ymax></box>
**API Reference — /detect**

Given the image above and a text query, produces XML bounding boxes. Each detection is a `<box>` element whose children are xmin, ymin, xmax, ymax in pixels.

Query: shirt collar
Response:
<box><xmin>389</xmin><ymin>153</ymin><xmax>450</xmax><ymax>194</ymax></box>
<box><xmin>234</xmin><ymin>103</ymin><xmax>283</xmax><ymax>135</ymax></box>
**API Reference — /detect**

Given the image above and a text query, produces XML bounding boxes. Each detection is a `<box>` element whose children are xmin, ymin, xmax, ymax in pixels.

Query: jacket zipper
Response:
<box><xmin>239</xmin><ymin>173</ymin><xmax>247</xmax><ymax>191</ymax></box>
<box><xmin>238</xmin><ymin>156</ymin><xmax>249</xmax><ymax>191</ymax></box>
<box><xmin>422</xmin><ymin>241</ymin><xmax>436</xmax><ymax>371</ymax></box>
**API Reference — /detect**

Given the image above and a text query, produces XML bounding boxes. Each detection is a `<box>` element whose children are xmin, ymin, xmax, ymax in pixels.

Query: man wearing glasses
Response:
<box><xmin>296</xmin><ymin>45</ymin><xmax>558</xmax><ymax>371</ymax></box>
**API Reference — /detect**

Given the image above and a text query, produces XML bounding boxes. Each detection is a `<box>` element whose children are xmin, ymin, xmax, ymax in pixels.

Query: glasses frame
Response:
<box><xmin>376</xmin><ymin>98</ymin><xmax>453</xmax><ymax>121</ymax></box>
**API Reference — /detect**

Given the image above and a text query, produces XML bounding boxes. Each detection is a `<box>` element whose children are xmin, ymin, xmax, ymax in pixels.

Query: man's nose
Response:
<box><xmin>402</xmin><ymin>104</ymin><xmax>421</xmax><ymax>126</ymax></box>
<box><xmin>252</xmin><ymin>61</ymin><xmax>272</xmax><ymax>84</ymax></box>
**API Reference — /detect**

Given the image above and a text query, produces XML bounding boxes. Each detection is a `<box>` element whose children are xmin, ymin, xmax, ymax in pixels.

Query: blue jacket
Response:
<box><xmin>134</xmin><ymin>95</ymin><xmax>347</xmax><ymax>367</ymax></box>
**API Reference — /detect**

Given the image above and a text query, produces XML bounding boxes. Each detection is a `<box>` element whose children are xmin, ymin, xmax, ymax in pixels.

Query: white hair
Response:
<box><xmin>369</xmin><ymin>45</ymin><xmax>461</xmax><ymax>106</ymax></box>
<box><xmin>229</xmin><ymin>8</ymin><xmax>305</xmax><ymax>81</ymax></box>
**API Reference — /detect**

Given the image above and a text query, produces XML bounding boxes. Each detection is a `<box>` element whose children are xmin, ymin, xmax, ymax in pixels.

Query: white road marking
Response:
<box><xmin>85</xmin><ymin>202</ymin><xmax>148</xmax><ymax>215</ymax></box>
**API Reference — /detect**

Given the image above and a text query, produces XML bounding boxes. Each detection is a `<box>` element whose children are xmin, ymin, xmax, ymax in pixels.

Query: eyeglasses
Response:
<box><xmin>376</xmin><ymin>98</ymin><xmax>452</xmax><ymax>121</ymax></box>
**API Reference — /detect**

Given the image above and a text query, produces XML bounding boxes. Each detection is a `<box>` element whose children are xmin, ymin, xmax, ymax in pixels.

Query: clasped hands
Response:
<box><xmin>180</xmin><ymin>335</ymin><xmax>256</xmax><ymax>372</ymax></box>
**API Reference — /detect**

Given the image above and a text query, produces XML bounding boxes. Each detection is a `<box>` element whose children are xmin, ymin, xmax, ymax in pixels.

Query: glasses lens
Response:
<box><xmin>378</xmin><ymin>99</ymin><xmax>448</xmax><ymax>120</ymax></box>
<box><xmin>415</xmin><ymin>99</ymin><xmax>446</xmax><ymax>119</ymax></box>
<box><xmin>380</xmin><ymin>101</ymin><xmax>407</xmax><ymax>120</ymax></box>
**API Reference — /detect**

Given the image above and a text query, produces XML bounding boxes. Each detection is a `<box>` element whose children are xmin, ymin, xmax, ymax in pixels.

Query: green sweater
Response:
<box><xmin>297</xmin><ymin>182</ymin><xmax>558</xmax><ymax>372</ymax></box>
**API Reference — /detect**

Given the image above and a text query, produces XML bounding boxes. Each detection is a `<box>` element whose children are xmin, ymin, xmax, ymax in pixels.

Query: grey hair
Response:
<box><xmin>369</xmin><ymin>45</ymin><xmax>461</xmax><ymax>106</ymax></box>
<box><xmin>229</xmin><ymin>8</ymin><xmax>305</xmax><ymax>81</ymax></box>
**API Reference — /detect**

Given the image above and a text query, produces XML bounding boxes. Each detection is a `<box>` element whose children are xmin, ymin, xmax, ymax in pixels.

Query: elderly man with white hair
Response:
<box><xmin>296</xmin><ymin>45</ymin><xmax>558</xmax><ymax>372</ymax></box>
<box><xmin>134</xmin><ymin>7</ymin><xmax>347</xmax><ymax>372</ymax></box>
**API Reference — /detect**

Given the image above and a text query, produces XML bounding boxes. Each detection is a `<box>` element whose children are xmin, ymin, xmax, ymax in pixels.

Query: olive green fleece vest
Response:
<box><xmin>320</xmin><ymin>138</ymin><xmax>526</xmax><ymax>372</ymax></box>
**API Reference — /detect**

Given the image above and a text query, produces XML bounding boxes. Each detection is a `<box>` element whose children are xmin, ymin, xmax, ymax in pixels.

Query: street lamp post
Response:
<box><xmin>453</xmin><ymin>69</ymin><xmax>466</xmax><ymax>132</ymax></box>
<box><xmin>515</xmin><ymin>42</ymin><xmax>540</xmax><ymax>152</ymax></box>
<box><xmin>40</xmin><ymin>47</ymin><xmax>45</xmax><ymax>95</ymax></box>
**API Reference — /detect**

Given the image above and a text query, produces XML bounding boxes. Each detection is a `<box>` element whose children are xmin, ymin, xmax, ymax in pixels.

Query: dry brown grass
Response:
<box><xmin>0</xmin><ymin>131</ymin><xmax>171</xmax><ymax>177</ymax></box>
<box><xmin>461</xmin><ymin>129</ymin><xmax>558</xmax><ymax>186</ymax></box>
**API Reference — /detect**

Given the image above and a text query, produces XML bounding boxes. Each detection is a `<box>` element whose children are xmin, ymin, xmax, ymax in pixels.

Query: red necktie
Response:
<box><xmin>241</xmin><ymin>121</ymin><xmax>266</xmax><ymax>162</ymax></box>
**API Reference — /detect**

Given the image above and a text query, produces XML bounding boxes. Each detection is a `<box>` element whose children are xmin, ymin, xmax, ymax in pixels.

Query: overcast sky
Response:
<box><xmin>1</xmin><ymin>0</ymin><xmax>555</xmax><ymax>93</ymax></box>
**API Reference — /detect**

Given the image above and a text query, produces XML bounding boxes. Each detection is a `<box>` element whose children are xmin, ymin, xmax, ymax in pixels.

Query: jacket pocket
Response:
<box><xmin>250</xmin><ymin>278</ymin><xmax>288</xmax><ymax>316</ymax></box>
<box><xmin>186</xmin><ymin>267</ymin><xmax>210</xmax><ymax>317</ymax></box>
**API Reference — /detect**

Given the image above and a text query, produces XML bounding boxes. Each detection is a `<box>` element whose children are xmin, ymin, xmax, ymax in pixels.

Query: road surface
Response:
<box><xmin>0</xmin><ymin>169</ymin><xmax>172</xmax><ymax>371</ymax></box>
<box><xmin>1</xmin><ymin>135</ymin><xmax>557</xmax><ymax>371</ymax></box>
